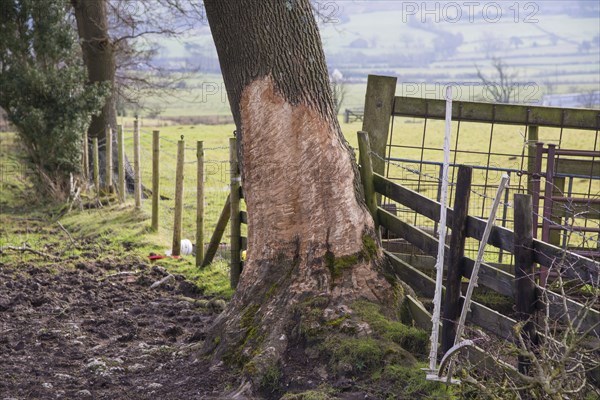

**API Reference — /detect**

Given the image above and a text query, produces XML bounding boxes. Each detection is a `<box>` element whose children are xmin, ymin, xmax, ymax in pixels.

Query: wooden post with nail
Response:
<box><xmin>82</xmin><ymin>130</ymin><xmax>89</xmax><ymax>182</ymax></box>
<box><xmin>514</xmin><ymin>193</ymin><xmax>538</xmax><ymax>376</ymax></box>
<box><xmin>230</xmin><ymin>137</ymin><xmax>242</xmax><ymax>288</ymax></box>
<box><xmin>105</xmin><ymin>127</ymin><xmax>113</xmax><ymax>192</ymax></box>
<box><xmin>92</xmin><ymin>137</ymin><xmax>99</xmax><ymax>194</ymax></box>
<box><xmin>357</xmin><ymin>130</ymin><xmax>378</xmax><ymax>227</ymax></box>
<box><xmin>151</xmin><ymin>130</ymin><xmax>160</xmax><ymax>231</ymax></box>
<box><xmin>117</xmin><ymin>125</ymin><xmax>125</xmax><ymax>203</ymax></box>
<box><xmin>442</xmin><ymin>165</ymin><xmax>472</xmax><ymax>354</ymax></box>
<box><xmin>172</xmin><ymin>137</ymin><xmax>185</xmax><ymax>256</ymax></box>
<box><xmin>133</xmin><ymin>117</ymin><xmax>142</xmax><ymax>209</ymax></box>
<box><xmin>196</xmin><ymin>141</ymin><xmax>204</xmax><ymax>267</ymax></box>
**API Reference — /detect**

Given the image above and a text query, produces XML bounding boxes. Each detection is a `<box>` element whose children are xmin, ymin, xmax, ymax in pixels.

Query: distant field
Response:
<box><xmin>145</xmin><ymin>7</ymin><xmax>598</xmax><ymax>119</ymax></box>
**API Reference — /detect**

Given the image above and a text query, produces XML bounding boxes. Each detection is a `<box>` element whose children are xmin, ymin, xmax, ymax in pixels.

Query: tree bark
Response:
<box><xmin>203</xmin><ymin>0</ymin><xmax>400</xmax><ymax>388</ymax></box>
<box><xmin>71</xmin><ymin>0</ymin><xmax>135</xmax><ymax>191</ymax></box>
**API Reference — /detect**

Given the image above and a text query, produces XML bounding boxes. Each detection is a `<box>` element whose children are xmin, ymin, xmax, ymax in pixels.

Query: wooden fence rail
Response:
<box><xmin>356</xmin><ymin>129</ymin><xmax>599</xmax><ymax>360</ymax></box>
<box><xmin>373</xmin><ymin>173</ymin><xmax>599</xmax><ymax>283</ymax></box>
<box><xmin>202</xmin><ymin>194</ymin><xmax>231</xmax><ymax>268</ymax></box>
<box><xmin>392</xmin><ymin>96</ymin><xmax>600</xmax><ymax>130</ymax></box>
<box><xmin>375</xmin><ymin>174</ymin><xmax>599</xmax><ymax>336</ymax></box>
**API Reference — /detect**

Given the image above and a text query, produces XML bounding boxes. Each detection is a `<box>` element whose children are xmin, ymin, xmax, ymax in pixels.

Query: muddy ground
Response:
<box><xmin>0</xmin><ymin>259</ymin><xmax>237</xmax><ymax>400</ymax></box>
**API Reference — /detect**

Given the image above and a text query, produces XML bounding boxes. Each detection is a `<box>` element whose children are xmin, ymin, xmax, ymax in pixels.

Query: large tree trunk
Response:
<box><xmin>71</xmin><ymin>0</ymin><xmax>135</xmax><ymax>192</ymax></box>
<box><xmin>203</xmin><ymin>0</ymin><xmax>401</xmax><ymax>390</ymax></box>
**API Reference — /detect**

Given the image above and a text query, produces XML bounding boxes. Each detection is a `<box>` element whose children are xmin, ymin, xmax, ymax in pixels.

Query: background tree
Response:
<box><xmin>330</xmin><ymin>69</ymin><xmax>347</xmax><ymax>115</ymax></box>
<box><xmin>71</xmin><ymin>0</ymin><xmax>116</xmax><ymax>136</ymax></box>
<box><xmin>509</xmin><ymin>36</ymin><xmax>523</xmax><ymax>49</ymax></box>
<box><xmin>476</xmin><ymin>57</ymin><xmax>519</xmax><ymax>103</ymax></box>
<box><xmin>479</xmin><ymin>32</ymin><xmax>503</xmax><ymax>58</ymax></box>
<box><xmin>0</xmin><ymin>0</ymin><xmax>107</xmax><ymax>199</ymax></box>
<box><xmin>201</xmin><ymin>0</ymin><xmax>406</xmax><ymax>395</ymax></box>
<box><xmin>70</xmin><ymin>0</ymin><xmax>202</xmax><ymax>189</ymax></box>
<box><xmin>577</xmin><ymin>89</ymin><xmax>600</xmax><ymax>109</ymax></box>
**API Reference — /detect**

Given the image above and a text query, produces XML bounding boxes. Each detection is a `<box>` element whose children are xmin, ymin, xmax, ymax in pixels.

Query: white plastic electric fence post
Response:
<box><xmin>428</xmin><ymin>86</ymin><xmax>453</xmax><ymax>373</ymax></box>
<box><xmin>444</xmin><ymin>174</ymin><xmax>510</xmax><ymax>381</ymax></box>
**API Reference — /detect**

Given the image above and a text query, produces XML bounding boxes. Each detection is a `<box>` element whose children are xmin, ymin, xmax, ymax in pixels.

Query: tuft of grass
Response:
<box><xmin>258</xmin><ymin>364</ymin><xmax>282</xmax><ymax>394</ymax></box>
<box><xmin>280</xmin><ymin>386</ymin><xmax>338</xmax><ymax>400</ymax></box>
<box><xmin>326</xmin><ymin>336</ymin><xmax>384</xmax><ymax>373</ymax></box>
<box><xmin>362</xmin><ymin>234</ymin><xmax>378</xmax><ymax>260</ymax></box>
<box><xmin>472</xmin><ymin>287</ymin><xmax>514</xmax><ymax>316</ymax></box>
<box><xmin>352</xmin><ymin>300</ymin><xmax>429</xmax><ymax>357</ymax></box>
<box><xmin>325</xmin><ymin>335</ymin><xmax>416</xmax><ymax>375</ymax></box>
<box><xmin>382</xmin><ymin>363</ymin><xmax>451</xmax><ymax>399</ymax></box>
<box><xmin>164</xmin><ymin>259</ymin><xmax>233</xmax><ymax>299</ymax></box>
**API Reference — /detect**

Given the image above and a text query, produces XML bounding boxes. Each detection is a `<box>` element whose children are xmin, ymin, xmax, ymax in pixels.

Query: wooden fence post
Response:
<box><xmin>230</xmin><ymin>137</ymin><xmax>242</xmax><ymax>288</ymax></box>
<box><xmin>202</xmin><ymin>194</ymin><xmax>231</xmax><ymax>267</ymax></box>
<box><xmin>361</xmin><ymin>75</ymin><xmax>397</xmax><ymax>178</ymax></box>
<box><xmin>514</xmin><ymin>193</ymin><xmax>538</xmax><ymax>376</ymax></box>
<box><xmin>82</xmin><ymin>130</ymin><xmax>89</xmax><ymax>181</ymax></box>
<box><xmin>357</xmin><ymin>131</ymin><xmax>378</xmax><ymax>227</ymax></box>
<box><xmin>549</xmin><ymin>177</ymin><xmax>565</xmax><ymax>248</ymax></box>
<box><xmin>105</xmin><ymin>127</ymin><xmax>113</xmax><ymax>192</ymax></box>
<box><xmin>133</xmin><ymin>118</ymin><xmax>142</xmax><ymax>210</ymax></box>
<box><xmin>526</xmin><ymin>125</ymin><xmax>538</xmax><ymax>195</ymax></box>
<box><xmin>151</xmin><ymin>130</ymin><xmax>160</xmax><ymax>231</ymax></box>
<box><xmin>540</xmin><ymin>144</ymin><xmax>557</xmax><ymax>287</ymax></box>
<box><xmin>441</xmin><ymin>165</ymin><xmax>472</xmax><ymax>354</ymax></box>
<box><xmin>172</xmin><ymin>138</ymin><xmax>185</xmax><ymax>256</ymax></box>
<box><xmin>117</xmin><ymin>125</ymin><xmax>125</xmax><ymax>203</ymax></box>
<box><xmin>92</xmin><ymin>137</ymin><xmax>100</xmax><ymax>194</ymax></box>
<box><xmin>196</xmin><ymin>141</ymin><xmax>204</xmax><ymax>267</ymax></box>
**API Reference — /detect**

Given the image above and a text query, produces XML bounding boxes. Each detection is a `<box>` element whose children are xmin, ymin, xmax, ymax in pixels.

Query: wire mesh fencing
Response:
<box><xmin>382</xmin><ymin>115</ymin><xmax>600</xmax><ymax>267</ymax></box>
<box><xmin>119</xmin><ymin>122</ymin><xmax>235</xmax><ymax>262</ymax></box>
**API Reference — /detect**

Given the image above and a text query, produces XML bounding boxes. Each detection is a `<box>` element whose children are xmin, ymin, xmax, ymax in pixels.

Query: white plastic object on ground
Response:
<box><xmin>180</xmin><ymin>239</ymin><xmax>193</xmax><ymax>256</ymax></box>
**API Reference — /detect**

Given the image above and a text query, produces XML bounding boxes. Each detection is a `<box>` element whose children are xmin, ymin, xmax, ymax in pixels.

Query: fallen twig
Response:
<box><xmin>102</xmin><ymin>271</ymin><xmax>141</xmax><ymax>279</ymax></box>
<box><xmin>57</xmin><ymin>221</ymin><xmax>77</xmax><ymax>248</ymax></box>
<box><xmin>0</xmin><ymin>245</ymin><xmax>59</xmax><ymax>260</ymax></box>
<box><xmin>150</xmin><ymin>274</ymin><xmax>175</xmax><ymax>289</ymax></box>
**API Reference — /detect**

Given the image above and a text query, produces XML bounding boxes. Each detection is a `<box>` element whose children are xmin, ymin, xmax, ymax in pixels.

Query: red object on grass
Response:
<box><xmin>148</xmin><ymin>255</ymin><xmax>180</xmax><ymax>261</ymax></box>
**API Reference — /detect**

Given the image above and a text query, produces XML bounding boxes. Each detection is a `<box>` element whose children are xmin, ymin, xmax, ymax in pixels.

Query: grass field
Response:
<box><xmin>146</xmin><ymin>6</ymin><xmax>599</xmax><ymax>119</ymax></box>
<box><xmin>119</xmin><ymin>117</ymin><xmax>365</xmax><ymax>251</ymax></box>
<box><xmin>116</xmin><ymin>111</ymin><xmax>599</xmax><ymax>265</ymax></box>
<box><xmin>0</xmin><ymin>130</ymin><xmax>236</xmax><ymax>298</ymax></box>
<box><xmin>2</xmin><ymin>104</ymin><xmax>598</xmax><ymax>298</ymax></box>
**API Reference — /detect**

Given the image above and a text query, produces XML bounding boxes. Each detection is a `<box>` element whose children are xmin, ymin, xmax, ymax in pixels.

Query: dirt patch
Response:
<box><xmin>0</xmin><ymin>261</ymin><xmax>236</xmax><ymax>399</ymax></box>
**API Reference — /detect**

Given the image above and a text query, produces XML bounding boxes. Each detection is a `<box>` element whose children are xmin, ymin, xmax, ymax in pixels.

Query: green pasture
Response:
<box><xmin>147</xmin><ymin>7</ymin><xmax>598</xmax><ymax>120</ymax></box>
<box><xmin>121</xmin><ymin>114</ymin><xmax>597</xmax><ymax>258</ymax></box>
<box><xmin>2</xmin><ymin>104</ymin><xmax>597</xmax><ymax>271</ymax></box>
